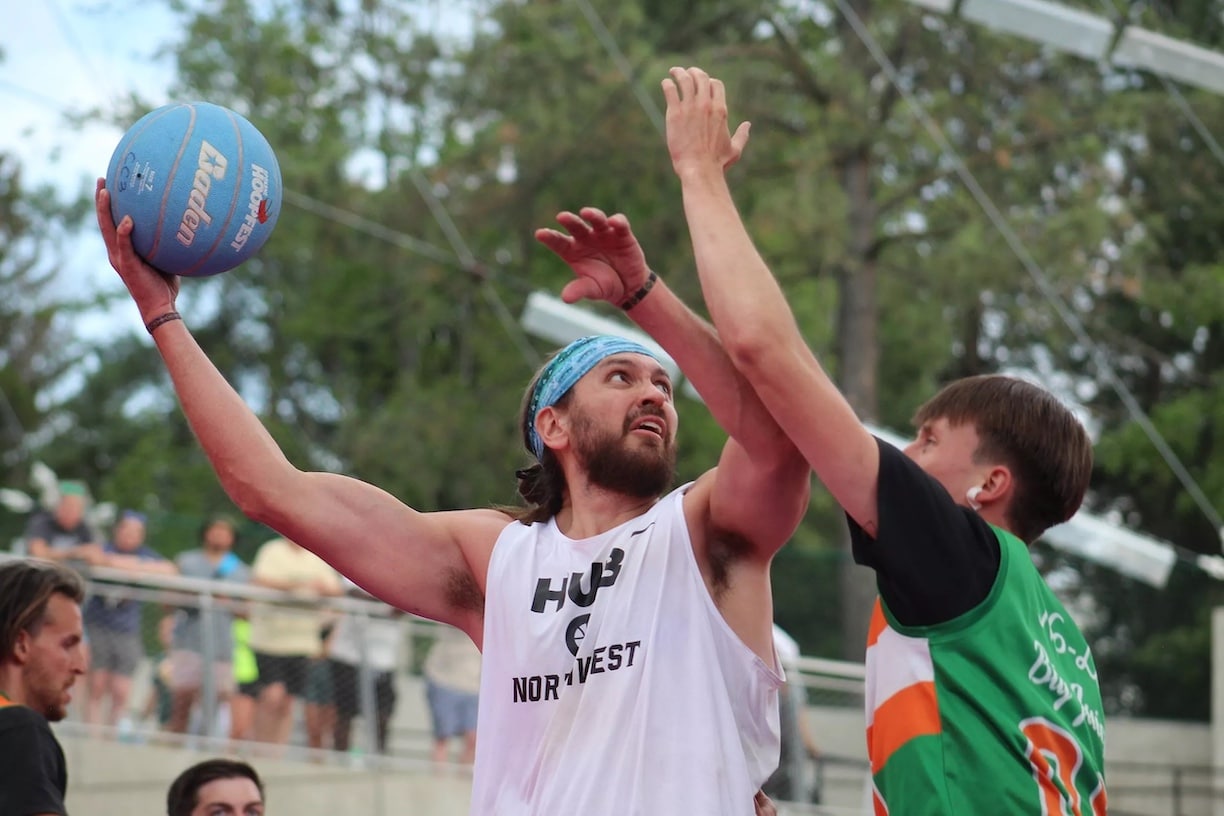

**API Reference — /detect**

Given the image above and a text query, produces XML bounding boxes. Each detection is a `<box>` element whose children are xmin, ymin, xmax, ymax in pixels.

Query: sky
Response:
<box><xmin>2</xmin><ymin>2</ymin><xmax>178</xmax><ymax>339</ymax></box>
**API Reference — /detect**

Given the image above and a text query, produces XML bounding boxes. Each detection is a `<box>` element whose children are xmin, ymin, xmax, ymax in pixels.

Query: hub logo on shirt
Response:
<box><xmin>514</xmin><ymin>546</ymin><xmax>642</xmax><ymax>702</ymax></box>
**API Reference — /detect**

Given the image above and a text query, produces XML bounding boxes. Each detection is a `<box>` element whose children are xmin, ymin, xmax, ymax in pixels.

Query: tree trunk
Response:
<box><xmin>835</xmin><ymin>145</ymin><xmax>880</xmax><ymax>662</ymax></box>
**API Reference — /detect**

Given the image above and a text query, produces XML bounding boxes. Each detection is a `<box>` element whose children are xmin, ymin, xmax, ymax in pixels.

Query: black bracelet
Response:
<box><xmin>620</xmin><ymin>271</ymin><xmax>658</xmax><ymax>311</ymax></box>
<box><xmin>145</xmin><ymin>311</ymin><xmax>183</xmax><ymax>335</ymax></box>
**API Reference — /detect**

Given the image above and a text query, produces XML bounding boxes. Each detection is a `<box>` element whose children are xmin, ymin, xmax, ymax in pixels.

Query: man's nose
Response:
<box><xmin>637</xmin><ymin>384</ymin><xmax>665</xmax><ymax>406</ymax></box>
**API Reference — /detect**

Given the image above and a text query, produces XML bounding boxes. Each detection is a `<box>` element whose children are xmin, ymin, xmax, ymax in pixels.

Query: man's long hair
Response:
<box><xmin>0</xmin><ymin>559</ymin><xmax>85</xmax><ymax>664</ymax></box>
<box><xmin>502</xmin><ymin>356</ymin><xmax>575</xmax><ymax>525</ymax></box>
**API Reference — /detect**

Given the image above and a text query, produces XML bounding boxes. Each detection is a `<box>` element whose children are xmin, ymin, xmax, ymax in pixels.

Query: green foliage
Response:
<box><xmin>10</xmin><ymin>0</ymin><xmax>1223</xmax><ymax>718</ymax></box>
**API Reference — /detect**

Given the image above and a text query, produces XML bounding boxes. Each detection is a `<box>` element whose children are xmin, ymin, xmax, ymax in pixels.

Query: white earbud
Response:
<box><xmin>966</xmin><ymin>486</ymin><xmax>983</xmax><ymax>510</ymax></box>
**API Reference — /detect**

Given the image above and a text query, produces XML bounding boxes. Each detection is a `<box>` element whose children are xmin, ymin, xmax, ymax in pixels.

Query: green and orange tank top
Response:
<box><xmin>865</xmin><ymin>524</ymin><xmax>1107</xmax><ymax>815</ymax></box>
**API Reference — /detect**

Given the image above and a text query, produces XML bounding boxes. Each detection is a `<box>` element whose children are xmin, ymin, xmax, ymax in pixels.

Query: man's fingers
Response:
<box><xmin>669</xmin><ymin>66</ymin><xmax>695</xmax><ymax>101</ymax></box>
<box><xmin>606</xmin><ymin>213</ymin><xmax>635</xmax><ymax>239</ymax></box>
<box><xmin>95</xmin><ymin>184</ymin><xmax>116</xmax><ymax>232</ymax></box>
<box><xmin>661</xmin><ymin>77</ymin><xmax>680</xmax><ymax>109</ymax></box>
<box><xmin>534</xmin><ymin>227</ymin><xmax>573</xmax><ymax>257</ymax></box>
<box><xmin>555</xmin><ymin>210</ymin><xmax>594</xmax><ymax>238</ymax></box>
<box><xmin>691</xmin><ymin>67</ymin><xmax>710</xmax><ymax>102</ymax></box>
<box><xmin>560</xmin><ymin>277</ymin><xmax>605</xmax><ymax>305</ymax></box>
<box><xmin>577</xmin><ymin>206</ymin><xmax>609</xmax><ymax>227</ymax></box>
<box><xmin>731</xmin><ymin>121</ymin><xmax>752</xmax><ymax>157</ymax></box>
<box><xmin>115</xmin><ymin>216</ymin><xmax>146</xmax><ymax>268</ymax></box>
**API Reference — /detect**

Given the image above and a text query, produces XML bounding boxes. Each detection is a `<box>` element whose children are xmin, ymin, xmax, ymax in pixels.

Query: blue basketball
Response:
<box><xmin>105</xmin><ymin>102</ymin><xmax>282</xmax><ymax>277</ymax></box>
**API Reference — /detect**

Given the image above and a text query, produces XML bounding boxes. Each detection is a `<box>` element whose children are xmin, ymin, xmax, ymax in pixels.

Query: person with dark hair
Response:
<box><xmin>0</xmin><ymin>558</ymin><xmax>88</xmax><ymax>816</ymax></box>
<box><xmin>661</xmin><ymin>65</ymin><xmax>1106</xmax><ymax>815</ymax></box>
<box><xmin>245</xmin><ymin>536</ymin><xmax>342</xmax><ymax>749</ymax></box>
<box><xmin>167</xmin><ymin>515</ymin><xmax>251</xmax><ymax>735</ymax></box>
<box><xmin>97</xmin><ymin>175</ymin><xmax>811</xmax><ymax>814</ymax></box>
<box><xmin>84</xmin><ymin>510</ymin><xmax>177</xmax><ymax>729</ymax></box>
<box><xmin>166</xmin><ymin>758</ymin><xmax>264</xmax><ymax>816</ymax></box>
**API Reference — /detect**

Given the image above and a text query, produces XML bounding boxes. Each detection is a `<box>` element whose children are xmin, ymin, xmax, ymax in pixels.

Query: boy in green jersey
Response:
<box><xmin>661</xmin><ymin>65</ymin><xmax>1106</xmax><ymax>814</ymax></box>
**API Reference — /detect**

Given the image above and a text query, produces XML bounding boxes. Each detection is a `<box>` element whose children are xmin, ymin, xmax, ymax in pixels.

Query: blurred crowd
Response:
<box><xmin>9</xmin><ymin>480</ymin><xmax>482</xmax><ymax>762</ymax></box>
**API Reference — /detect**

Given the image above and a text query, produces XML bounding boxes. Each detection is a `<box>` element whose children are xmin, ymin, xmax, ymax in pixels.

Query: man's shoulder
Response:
<box><xmin>175</xmin><ymin>549</ymin><xmax>215</xmax><ymax>574</ymax></box>
<box><xmin>461</xmin><ymin>507</ymin><xmax>521</xmax><ymax>537</ymax></box>
<box><xmin>0</xmin><ymin>704</ymin><xmax>52</xmax><ymax>736</ymax></box>
<box><xmin>21</xmin><ymin>511</ymin><xmax>56</xmax><ymax>536</ymax></box>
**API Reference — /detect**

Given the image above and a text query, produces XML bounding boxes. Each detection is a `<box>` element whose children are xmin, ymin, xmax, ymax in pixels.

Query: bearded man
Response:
<box><xmin>0</xmin><ymin>559</ymin><xmax>88</xmax><ymax>816</ymax></box>
<box><xmin>97</xmin><ymin>176</ymin><xmax>809</xmax><ymax>814</ymax></box>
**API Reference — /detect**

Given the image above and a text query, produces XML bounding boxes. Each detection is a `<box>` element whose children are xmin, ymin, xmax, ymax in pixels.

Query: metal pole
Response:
<box><xmin>199</xmin><ymin>591</ymin><xmax>218</xmax><ymax>740</ymax></box>
<box><xmin>356</xmin><ymin>610</ymin><xmax>377</xmax><ymax>760</ymax></box>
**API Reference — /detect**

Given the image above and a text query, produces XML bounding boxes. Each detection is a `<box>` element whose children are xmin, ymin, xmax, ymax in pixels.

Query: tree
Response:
<box><xmin>50</xmin><ymin>0</ymin><xmax>1224</xmax><ymax>718</ymax></box>
<box><xmin>0</xmin><ymin>152</ymin><xmax>95</xmax><ymax>542</ymax></box>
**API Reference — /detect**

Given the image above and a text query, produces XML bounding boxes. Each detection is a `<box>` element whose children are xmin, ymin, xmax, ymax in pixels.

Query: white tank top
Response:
<box><xmin>470</xmin><ymin>485</ymin><xmax>782</xmax><ymax>815</ymax></box>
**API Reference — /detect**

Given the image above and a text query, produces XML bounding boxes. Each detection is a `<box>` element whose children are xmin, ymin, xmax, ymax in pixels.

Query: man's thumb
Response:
<box><xmin>728</xmin><ymin>121</ymin><xmax>752</xmax><ymax>168</ymax></box>
<box><xmin>560</xmin><ymin>277</ymin><xmax>605</xmax><ymax>304</ymax></box>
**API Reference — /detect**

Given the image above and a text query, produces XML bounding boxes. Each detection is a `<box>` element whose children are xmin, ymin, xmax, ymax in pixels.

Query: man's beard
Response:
<box><xmin>574</xmin><ymin>410</ymin><xmax>677</xmax><ymax>498</ymax></box>
<box><xmin>28</xmin><ymin>665</ymin><xmax>69</xmax><ymax>722</ymax></box>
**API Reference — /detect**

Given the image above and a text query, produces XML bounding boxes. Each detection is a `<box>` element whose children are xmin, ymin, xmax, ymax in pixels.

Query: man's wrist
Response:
<box><xmin>673</xmin><ymin>162</ymin><xmax>727</xmax><ymax>187</ymax></box>
<box><xmin>145</xmin><ymin>311</ymin><xmax>182</xmax><ymax>335</ymax></box>
<box><xmin>620</xmin><ymin>271</ymin><xmax>658</xmax><ymax>311</ymax></box>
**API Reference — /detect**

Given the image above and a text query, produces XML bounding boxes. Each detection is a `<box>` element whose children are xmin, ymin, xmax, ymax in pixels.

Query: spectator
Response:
<box><xmin>228</xmin><ymin>616</ymin><xmax>259</xmax><ymax>745</ymax></box>
<box><xmin>328</xmin><ymin>584</ymin><xmax>402</xmax><ymax>754</ymax></box>
<box><xmin>139</xmin><ymin>613</ymin><xmax>176</xmax><ymax>732</ymax></box>
<box><xmin>22</xmin><ymin>481</ymin><xmax>103</xmax><ymax>569</ymax></box>
<box><xmin>166</xmin><ymin>758</ymin><xmax>265</xmax><ymax>816</ymax></box>
<box><xmin>423</xmin><ymin>625</ymin><xmax>481</xmax><ymax>766</ymax></box>
<box><xmin>83</xmin><ymin>510</ymin><xmax>178</xmax><ymax>729</ymax></box>
<box><xmin>0</xmin><ymin>559</ymin><xmax>88</xmax><ymax>816</ymax></box>
<box><xmin>246</xmin><ymin>536</ymin><xmax>342</xmax><ymax>747</ymax></box>
<box><xmin>303</xmin><ymin>623</ymin><xmax>337</xmax><ymax>753</ymax></box>
<box><xmin>168</xmin><ymin>515</ymin><xmax>250</xmax><ymax>735</ymax></box>
<box><xmin>762</xmin><ymin>624</ymin><xmax>822</xmax><ymax>804</ymax></box>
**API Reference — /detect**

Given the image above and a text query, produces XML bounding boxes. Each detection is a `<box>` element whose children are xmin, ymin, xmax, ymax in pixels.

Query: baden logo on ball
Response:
<box><xmin>105</xmin><ymin>101</ymin><xmax>282</xmax><ymax>277</ymax></box>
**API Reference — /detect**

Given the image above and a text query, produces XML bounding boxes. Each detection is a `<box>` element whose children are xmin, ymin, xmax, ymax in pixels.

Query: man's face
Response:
<box><xmin>113</xmin><ymin>517</ymin><xmax>146</xmax><ymax>551</ymax></box>
<box><xmin>202</xmin><ymin>522</ymin><xmax>235</xmax><ymax>552</ymax></box>
<box><xmin>190</xmin><ymin>777</ymin><xmax>264</xmax><ymax>816</ymax></box>
<box><xmin>903</xmin><ymin>417</ymin><xmax>984</xmax><ymax>506</ymax></box>
<box><xmin>22</xmin><ymin>593</ymin><xmax>86</xmax><ymax>721</ymax></box>
<box><xmin>54</xmin><ymin>495</ymin><xmax>85</xmax><ymax>530</ymax></box>
<box><xmin>567</xmin><ymin>354</ymin><xmax>678</xmax><ymax>498</ymax></box>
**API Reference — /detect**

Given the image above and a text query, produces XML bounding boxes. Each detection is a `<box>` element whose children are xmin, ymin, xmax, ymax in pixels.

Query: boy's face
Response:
<box><xmin>903</xmin><ymin>417</ymin><xmax>986</xmax><ymax>507</ymax></box>
<box><xmin>189</xmin><ymin>777</ymin><xmax>264</xmax><ymax>816</ymax></box>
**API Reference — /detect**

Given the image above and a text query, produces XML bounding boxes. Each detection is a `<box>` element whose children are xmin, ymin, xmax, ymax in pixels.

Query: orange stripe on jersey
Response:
<box><xmin>866</xmin><ymin>601</ymin><xmax>889</xmax><ymax>649</ymax></box>
<box><xmin>866</xmin><ymin>680</ymin><xmax>941</xmax><ymax>774</ymax></box>
<box><xmin>872</xmin><ymin>782</ymin><xmax>890</xmax><ymax>816</ymax></box>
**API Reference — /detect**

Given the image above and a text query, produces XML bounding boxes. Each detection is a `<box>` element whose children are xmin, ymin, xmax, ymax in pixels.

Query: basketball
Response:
<box><xmin>105</xmin><ymin>102</ymin><xmax>282</xmax><ymax>277</ymax></box>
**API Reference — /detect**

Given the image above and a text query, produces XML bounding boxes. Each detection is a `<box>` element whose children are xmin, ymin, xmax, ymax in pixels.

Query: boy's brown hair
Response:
<box><xmin>914</xmin><ymin>375</ymin><xmax>1093</xmax><ymax>543</ymax></box>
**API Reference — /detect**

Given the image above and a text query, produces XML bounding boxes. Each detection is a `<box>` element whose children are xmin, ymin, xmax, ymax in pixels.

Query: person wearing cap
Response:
<box><xmin>98</xmin><ymin>177</ymin><xmax>810</xmax><ymax>814</ymax></box>
<box><xmin>22</xmin><ymin>482</ymin><xmax>103</xmax><ymax>570</ymax></box>
<box><xmin>83</xmin><ymin>511</ymin><xmax>177</xmax><ymax>729</ymax></box>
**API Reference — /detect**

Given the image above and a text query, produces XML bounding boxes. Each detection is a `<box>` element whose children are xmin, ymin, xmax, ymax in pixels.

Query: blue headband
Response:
<box><xmin>524</xmin><ymin>335</ymin><xmax>661</xmax><ymax>460</ymax></box>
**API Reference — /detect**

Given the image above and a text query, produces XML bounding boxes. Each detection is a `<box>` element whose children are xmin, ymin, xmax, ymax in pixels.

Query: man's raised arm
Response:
<box><xmin>536</xmin><ymin>208</ymin><xmax>809</xmax><ymax>554</ymax></box>
<box><xmin>95</xmin><ymin>180</ymin><xmax>503</xmax><ymax>639</ymax></box>
<box><xmin>662</xmin><ymin>67</ymin><xmax>882</xmax><ymax>534</ymax></box>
